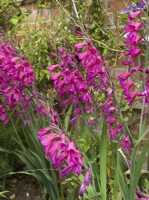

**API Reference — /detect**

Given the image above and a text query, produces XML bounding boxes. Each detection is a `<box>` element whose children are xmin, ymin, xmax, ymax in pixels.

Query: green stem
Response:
<box><xmin>100</xmin><ymin>117</ymin><xmax>108</xmax><ymax>200</ymax></box>
<box><xmin>139</xmin><ymin>97</ymin><xmax>145</xmax><ymax>137</ymax></box>
<box><xmin>60</xmin><ymin>179</ymin><xmax>64</xmax><ymax>200</ymax></box>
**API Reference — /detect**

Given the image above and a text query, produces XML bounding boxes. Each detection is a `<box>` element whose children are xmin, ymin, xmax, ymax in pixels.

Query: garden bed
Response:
<box><xmin>4</xmin><ymin>174</ymin><xmax>41</xmax><ymax>200</ymax></box>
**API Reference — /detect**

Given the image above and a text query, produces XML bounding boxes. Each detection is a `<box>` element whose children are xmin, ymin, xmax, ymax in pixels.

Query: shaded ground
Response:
<box><xmin>3</xmin><ymin>174</ymin><xmax>42</xmax><ymax>200</ymax></box>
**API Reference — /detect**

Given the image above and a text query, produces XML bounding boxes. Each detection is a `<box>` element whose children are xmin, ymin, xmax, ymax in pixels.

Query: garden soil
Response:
<box><xmin>4</xmin><ymin>174</ymin><xmax>42</xmax><ymax>200</ymax></box>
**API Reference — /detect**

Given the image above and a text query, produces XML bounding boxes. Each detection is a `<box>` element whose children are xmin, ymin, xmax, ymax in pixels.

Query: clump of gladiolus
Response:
<box><xmin>38</xmin><ymin>127</ymin><xmax>83</xmax><ymax>177</ymax></box>
<box><xmin>36</xmin><ymin>99</ymin><xmax>90</xmax><ymax>195</ymax></box>
<box><xmin>0</xmin><ymin>38</ymin><xmax>35</xmax><ymax>124</ymax></box>
<box><xmin>0</xmin><ymin>36</ymin><xmax>91</xmax><ymax>196</ymax></box>
<box><xmin>37</xmin><ymin>122</ymin><xmax>90</xmax><ymax>195</ymax></box>
<box><xmin>49</xmin><ymin>41</ymin><xmax>124</xmax><ymax>140</ymax></box>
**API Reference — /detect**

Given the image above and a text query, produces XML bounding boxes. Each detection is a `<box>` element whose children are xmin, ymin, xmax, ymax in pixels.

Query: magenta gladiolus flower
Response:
<box><xmin>118</xmin><ymin>72</ymin><xmax>132</xmax><ymax>84</ymax></box>
<box><xmin>121</xmin><ymin>136</ymin><xmax>132</xmax><ymax>152</ymax></box>
<box><xmin>109</xmin><ymin>124</ymin><xmax>122</xmax><ymax>139</ymax></box>
<box><xmin>49</xmin><ymin>106</ymin><xmax>59</xmax><ymax>125</ymax></box>
<box><xmin>124</xmin><ymin>22</ymin><xmax>143</xmax><ymax>32</ymax></box>
<box><xmin>54</xmin><ymin>152</ymin><xmax>67</xmax><ymax>170</ymax></box>
<box><xmin>102</xmin><ymin>99</ymin><xmax>113</xmax><ymax>110</ymax></box>
<box><xmin>0</xmin><ymin>107</ymin><xmax>7</xmax><ymax>120</ymax></box>
<box><xmin>65</xmin><ymin>141</ymin><xmax>83</xmax><ymax>175</ymax></box>
<box><xmin>37</xmin><ymin>127</ymin><xmax>52</xmax><ymax>136</ymax></box>
<box><xmin>23</xmin><ymin>118</ymin><xmax>30</xmax><ymax>126</ymax></box>
<box><xmin>37</xmin><ymin>103</ymin><xmax>59</xmax><ymax>125</ymax></box>
<box><xmin>146</xmin><ymin>69</ymin><xmax>149</xmax><ymax>74</ymax></box>
<box><xmin>122</xmin><ymin>81</ymin><xmax>135</xmax><ymax>93</ymax></box>
<box><xmin>75</xmin><ymin>30</ymin><xmax>83</xmax><ymax>35</ymax></box>
<box><xmin>130</xmin><ymin>65</ymin><xmax>143</xmax><ymax>73</ymax></box>
<box><xmin>38</xmin><ymin>127</ymin><xmax>83</xmax><ymax>178</ymax></box>
<box><xmin>107</xmin><ymin>117</ymin><xmax>117</xmax><ymax>125</ymax></box>
<box><xmin>126</xmin><ymin>91</ymin><xmax>141</xmax><ymax>106</ymax></box>
<box><xmin>74</xmin><ymin>42</ymin><xmax>88</xmax><ymax>50</ymax></box>
<box><xmin>48</xmin><ymin>64</ymin><xmax>60</xmax><ymax>72</ymax></box>
<box><xmin>141</xmin><ymin>89</ymin><xmax>149</xmax><ymax>96</ymax></box>
<box><xmin>124</xmin><ymin>46</ymin><xmax>142</xmax><ymax>58</ymax></box>
<box><xmin>48</xmin><ymin>133</ymin><xmax>67</xmax><ymax>164</ymax></box>
<box><xmin>128</xmin><ymin>11</ymin><xmax>141</xmax><ymax>20</ymax></box>
<box><xmin>136</xmin><ymin>190</ymin><xmax>149</xmax><ymax>199</ymax></box>
<box><xmin>124</xmin><ymin>33</ymin><xmax>143</xmax><ymax>46</ymax></box>
<box><xmin>37</xmin><ymin>104</ymin><xmax>49</xmax><ymax>117</ymax></box>
<box><xmin>50</xmin><ymin>52</ymin><xmax>57</xmax><ymax>57</ymax></box>
<box><xmin>39</xmin><ymin>133</ymin><xmax>60</xmax><ymax>147</ymax></box>
<box><xmin>70</xmin><ymin>115</ymin><xmax>81</xmax><ymax>124</ymax></box>
<box><xmin>60</xmin><ymin>163</ymin><xmax>74</xmax><ymax>177</ymax></box>
<box><xmin>88</xmin><ymin>118</ymin><xmax>96</xmax><ymax>125</ymax></box>
<box><xmin>50</xmin><ymin>72</ymin><xmax>62</xmax><ymax>80</ymax></box>
<box><xmin>3</xmin><ymin>118</ymin><xmax>10</xmax><ymax>126</ymax></box>
<box><xmin>122</xmin><ymin>58</ymin><xmax>135</xmax><ymax>66</ymax></box>
<box><xmin>79</xmin><ymin>168</ymin><xmax>90</xmax><ymax>196</ymax></box>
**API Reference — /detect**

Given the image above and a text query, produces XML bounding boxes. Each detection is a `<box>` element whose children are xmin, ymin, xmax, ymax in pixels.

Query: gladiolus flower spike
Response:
<box><xmin>119</xmin><ymin>9</ymin><xmax>146</xmax><ymax>107</ymax></box>
<box><xmin>49</xmin><ymin>41</ymin><xmax>123</xmax><ymax>140</ymax></box>
<box><xmin>0</xmin><ymin>38</ymin><xmax>35</xmax><ymax>124</ymax></box>
<box><xmin>37</xmin><ymin>126</ymin><xmax>88</xmax><ymax>193</ymax></box>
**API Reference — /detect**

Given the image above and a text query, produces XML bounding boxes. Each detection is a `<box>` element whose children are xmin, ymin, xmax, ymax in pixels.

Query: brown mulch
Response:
<box><xmin>3</xmin><ymin>174</ymin><xmax>42</xmax><ymax>200</ymax></box>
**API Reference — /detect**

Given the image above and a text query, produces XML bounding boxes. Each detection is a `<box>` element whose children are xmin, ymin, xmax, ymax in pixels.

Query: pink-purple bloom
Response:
<box><xmin>75</xmin><ymin>30</ymin><xmax>84</xmax><ymax>35</ymax></box>
<box><xmin>137</xmin><ymin>198</ymin><xmax>149</xmax><ymax>200</ymax></box>
<box><xmin>49</xmin><ymin>53</ymin><xmax>93</xmax><ymax>123</ymax></box>
<box><xmin>121</xmin><ymin>136</ymin><xmax>132</xmax><ymax>152</ymax></box>
<box><xmin>48</xmin><ymin>64</ymin><xmax>60</xmax><ymax>72</ymax></box>
<box><xmin>119</xmin><ymin>8</ymin><xmax>145</xmax><ymax>107</ymax></box>
<box><xmin>119</xmin><ymin>72</ymin><xmax>132</xmax><ymax>84</ymax></box>
<box><xmin>124</xmin><ymin>33</ymin><xmax>143</xmax><ymax>46</ymax></box>
<box><xmin>124</xmin><ymin>22</ymin><xmax>143</xmax><ymax>32</ymax></box>
<box><xmin>0</xmin><ymin>38</ymin><xmax>35</xmax><ymax>123</ymax></box>
<box><xmin>37</xmin><ymin>104</ymin><xmax>49</xmax><ymax>118</ymax></box>
<box><xmin>79</xmin><ymin>168</ymin><xmax>90</xmax><ymax>196</ymax></box>
<box><xmin>130</xmin><ymin>65</ymin><xmax>143</xmax><ymax>73</ymax></box>
<box><xmin>74</xmin><ymin>41</ymin><xmax>88</xmax><ymax>50</ymax></box>
<box><xmin>37</xmin><ymin>127</ymin><xmax>52</xmax><ymax>137</ymax></box>
<box><xmin>136</xmin><ymin>189</ymin><xmax>149</xmax><ymax>199</ymax></box>
<box><xmin>48</xmin><ymin>41</ymin><xmax>123</xmax><ymax>139</ymax></box>
<box><xmin>128</xmin><ymin>11</ymin><xmax>142</xmax><ymax>21</ymax></box>
<box><xmin>37</xmin><ymin>103</ymin><xmax>59</xmax><ymax>125</ymax></box>
<box><xmin>38</xmin><ymin>127</ymin><xmax>83</xmax><ymax>178</ymax></box>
